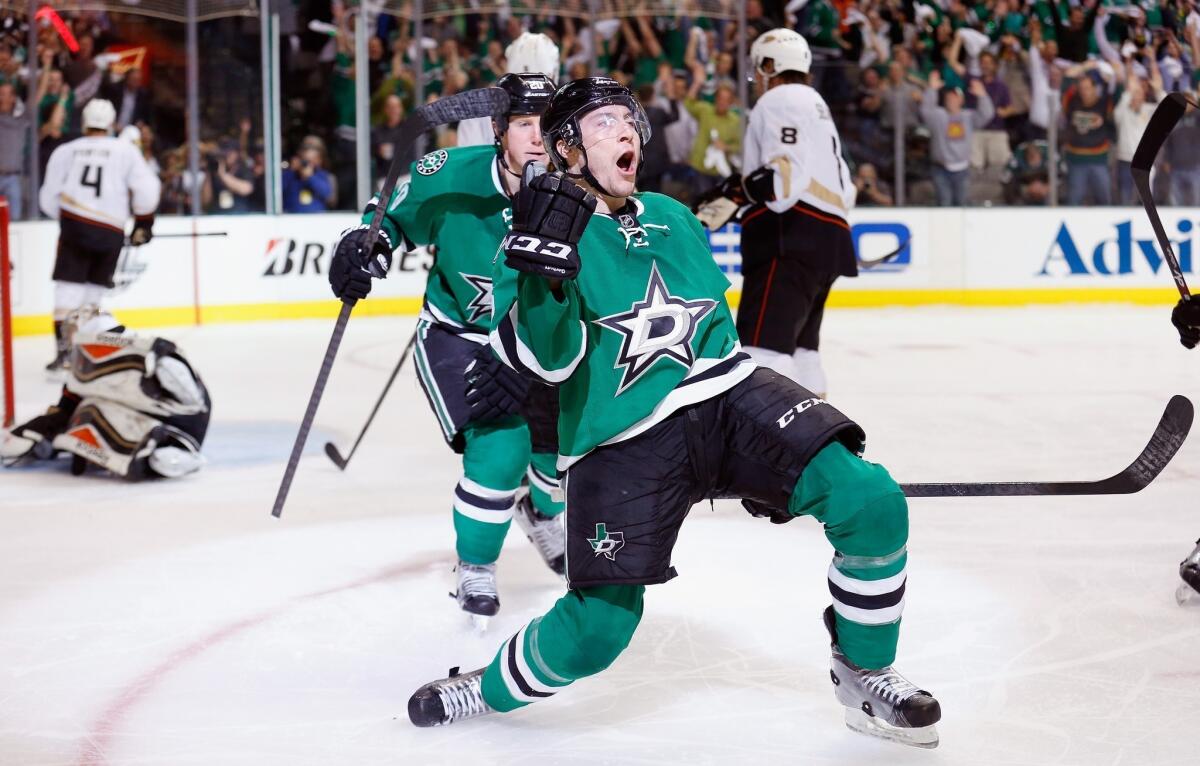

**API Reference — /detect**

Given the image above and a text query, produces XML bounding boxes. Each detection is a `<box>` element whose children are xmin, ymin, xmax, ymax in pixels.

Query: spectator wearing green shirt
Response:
<box><xmin>684</xmin><ymin>71</ymin><xmax>741</xmax><ymax>191</ymax></box>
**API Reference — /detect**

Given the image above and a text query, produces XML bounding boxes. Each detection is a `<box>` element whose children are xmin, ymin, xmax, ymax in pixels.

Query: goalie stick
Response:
<box><xmin>324</xmin><ymin>331</ymin><xmax>417</xmax><ymax>470</ymax></box>
<box><xmin>272</xmin><ymin>87</ymin><xmax>512</xmax><ymax>518</ymax></box>
<box><xmin>1130</xmin><ymin>91</ymin><xmax>1196</xmax><ymax>300</ymax></box>
<box><xmin>901</xmin><ymin>395</ymin><xmax>1192</xmax><ymax>497</ymax></box>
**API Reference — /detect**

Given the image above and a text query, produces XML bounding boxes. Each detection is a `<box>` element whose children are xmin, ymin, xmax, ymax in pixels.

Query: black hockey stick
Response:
<box><xmin>271</xmin><ymin>87</ymin><xmax>511</xmax><ymax>518</ymax></box>
<box><xmin>901</xmin><ymin>395</ymin><xmax>1192</xmax><ymax>497</ymax></box>
<box><xmin>858</xmin><ymin>238</ymin><xmax>910</xmax><ymax>269</ymax></box>
<box><xmin>1131</xmin><ymin>91</ymin><xmax>1196</xmax><ymax>299</ymax></box>
<box><xmin>324</xmin><ymin>331</ymin><xmax>417</xmax><ymax>470</ymax></box>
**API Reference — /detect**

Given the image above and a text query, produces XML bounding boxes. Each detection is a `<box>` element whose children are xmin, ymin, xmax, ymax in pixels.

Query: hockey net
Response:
<box><xmin>1</xmin><ymin>198</ymin><xmax>12</xmax><ymax>427</ymax></box>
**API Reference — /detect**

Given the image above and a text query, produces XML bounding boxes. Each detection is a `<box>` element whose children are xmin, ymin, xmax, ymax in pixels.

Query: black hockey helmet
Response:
<box><xmin>493</xmin><ymin>72</ymin><xmax>555</xmax><ymax>136</ymax></box>
<box><xmin>541</xmin><ymin>77</ymin><xmax>651</xmax><ymax>169</ymax></box>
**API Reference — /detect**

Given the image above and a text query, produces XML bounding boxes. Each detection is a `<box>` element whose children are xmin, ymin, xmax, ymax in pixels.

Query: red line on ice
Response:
<box><xmin>77</xmin><ymin>557</ymin><xmax>439</xmax><ymax>765</ymax></box>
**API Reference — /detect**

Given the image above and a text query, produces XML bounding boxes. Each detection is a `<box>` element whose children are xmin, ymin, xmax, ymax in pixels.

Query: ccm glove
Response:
<box><xmin>329</xmin><ymin>224</ymin><xmax>394</xmax><ymax>301</ymax></box>
<box><xmin>504</xmin><ymin>168</ymin><xmax>596</xmax><ymax>280</ymax></box>
<box><xmin>1172</xmin><ymin>296</ymin><xmax>1200</xmax><ymax>349</ymax></box>
<box><xmin>464</xmin><ymin>344</ymin><xmax>531</xmax><ymax>422</ymax></box>
<box><xmin>129</xmin><ymin>214</ymin><xmax>155</xmax><ymax>246</ymax></box>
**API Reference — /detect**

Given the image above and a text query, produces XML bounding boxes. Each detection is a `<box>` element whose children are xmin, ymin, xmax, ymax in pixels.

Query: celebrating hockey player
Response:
<box><xmin>695</xmin><ymin>29</ymin><xmax>855</xmax><ymax>397</ymax></box>
<box><xmin>1169</xmin><ymin>295</ymin><xmax>1200</xmax><ymax>602</ymax></box>
<box><xmin>374</xmin><ymin>77</ymin><xmax>942</xmax><ymax>747</ymax></box>
<box><xmin>456</xmin><ymin>31</ymin><xmax>559</xmax><ymax>147</ymax></box>
<box><xmin>0</xmin><ymin>308</ymin><xmax>210</xmax><ymax>479</ymax></box>
<box><xmin>328</xmin><ymin>73</ymin><xmax>565</xmax><ymax>629</ymax></box>
<box><xmin>39</xmin><ymin>98</ymin><xmax>161</xmax><ymax>374</ymax></box>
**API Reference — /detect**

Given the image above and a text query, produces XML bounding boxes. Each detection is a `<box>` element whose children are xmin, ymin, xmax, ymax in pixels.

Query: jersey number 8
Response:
<box><xmin>780</xmin><ymin>127</ymin><xmax>798</xmax><ymax>144</ymax></box>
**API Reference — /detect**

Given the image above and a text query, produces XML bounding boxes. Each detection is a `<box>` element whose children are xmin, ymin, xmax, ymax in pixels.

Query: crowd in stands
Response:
<box><xmin>3</xmin><ymin>0</ymin><xmax>1200</xmax><ymax>219</ymax></box>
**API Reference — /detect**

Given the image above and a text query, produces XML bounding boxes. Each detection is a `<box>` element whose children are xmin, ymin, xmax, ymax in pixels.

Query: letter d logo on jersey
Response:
<box><xmin>588</xmin><ymin>523</ymin><xmax>625</xmax><ymax>561</ymax></box>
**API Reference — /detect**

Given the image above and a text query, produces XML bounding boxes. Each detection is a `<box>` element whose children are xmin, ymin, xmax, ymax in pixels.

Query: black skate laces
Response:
<box><xmin>862</xmin><ymin>668</ymin><xmax>922</xmax><ymax>705</ymax></box>
<box><xmin>438</xmin><ymin>671</ymin><xmax>491</xmax><ymax>722</ymax></box>
<box><xmin>458</xmin><ymin>563</ymin><xmax>498</xmax><ymax>599</ymax></box>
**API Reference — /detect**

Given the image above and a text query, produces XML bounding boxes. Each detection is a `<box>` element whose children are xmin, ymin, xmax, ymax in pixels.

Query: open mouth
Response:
<box><xmin>616</xmin><ymin>149</ymin><xmax>637</xmax><ymax>175</ymax></box>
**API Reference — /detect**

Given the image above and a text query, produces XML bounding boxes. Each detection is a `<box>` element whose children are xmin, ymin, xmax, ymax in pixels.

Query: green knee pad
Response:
<box><xmin>788</xmin><ymin>442</ymin><xmax>908</xmax><ymax>557</ymax></box>
<box><xmin>481</xmin><ymin>585</ymin><xmax>645</xmax><ymax>711</ymax></box>
<box><xmin>528</xmin><ymin>451</ymin><xmax>565</xmax><ymax>517</ymax></box>
<box><xmin>462</xmin><ymin>421</ymin><xmax>531</xmax><ymax>490</ymax></box>
<box><xmin>455</xmin><ymin>422</ymin><xmax>532</xmax><ymax>564</ymax></box>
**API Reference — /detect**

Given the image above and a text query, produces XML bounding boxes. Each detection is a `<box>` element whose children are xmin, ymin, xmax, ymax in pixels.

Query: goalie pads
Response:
<box><xmin>68</xmin><ymin>330</ymin><xmax>209</xmax><ymax>419</ymax></box>
<box><xmin>52</xmin><ymin>398</ymin><xmax>206</xmax><ymax>479</ymax></box>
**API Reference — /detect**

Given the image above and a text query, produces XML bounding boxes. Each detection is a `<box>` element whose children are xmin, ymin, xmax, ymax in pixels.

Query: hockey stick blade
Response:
<box><xmin>323</xmin><ymin>332</ymin><xmax>417</xmax><ymax>471</ymax></box>
<box><xmin>901</xmin><ymin>395</ymin><xmax>1193</xmax><ymax>498</ymax></box>
<box><xmin>1131</xmin><ymin>92</ymin><xmax>1196</xmax><ymax>299</ymax></box>
<box><xmin>272</xmin><ymin>88</ymin><xmax>510</xmax><ymax>518</ymax></box>
<box><xmin>324</xmin><ymin>442</ymin><xmax>348</xmax><ymax>470</ymax></box>
<box><xmin>859</xmin><ymin>238</ymin><xmax>909</xmax><ymax>269</ymax></box>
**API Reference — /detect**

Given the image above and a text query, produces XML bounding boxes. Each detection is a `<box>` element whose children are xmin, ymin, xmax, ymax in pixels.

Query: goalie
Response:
<box><xmin>1</xmin><ymin>310</ymin><xmax>210</xmax><ymax>479</ymax></box>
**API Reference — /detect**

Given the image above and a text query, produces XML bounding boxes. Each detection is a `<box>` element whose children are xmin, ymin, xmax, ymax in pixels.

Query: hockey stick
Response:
<box><xmin>858</xmin><ymin>238</ymin><xmax>909</xmax><ymax>269</ymax></box>
<box><xmin>324</xmin><ymin>331</ymin><xmax>417</xmax><ymax>470</ymax></box>
<box><xmin>271</xmin><ymin>87</ymin><xmax>512</xmax><ymax>518</ymax></box>
<box><xmin>131</xmin><ymin>232</ymin><xmax>229</xmax><ymax>241</ymax></box>
<box><xmin>901</xmin><ymin>395</ymin><xmax>1192</xmax><ymax>497</ymax></box>
<box><xmin>1130</xmin><ymin>91</ymin><xmax>1197</xmax><ymax>299</ymax></box>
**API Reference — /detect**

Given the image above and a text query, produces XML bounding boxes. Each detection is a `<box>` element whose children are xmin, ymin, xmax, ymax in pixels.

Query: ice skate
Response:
<box><xmin>513</xmin><ymin>494</ymin><xmax>565</xmax><ymax>576</ymax></box>
<box><xmin>1177</xmin><ymin>540</ymin><xmax>1200</xmax><ymax>606</ymax></box>
<box><xmin>824</xmin><ymin>607</ymin><xmax>941</xmax><ymax>749</ymax></box>
<box><xmin>408</xmin><ymin>666</ymin><xmax>495</xmax><ymax>727</ymax></box>
<box><xmin>44</xmin><ymin>349</ymin><xmax>69</xmax><ymax>381</ymax></box>
<box><xmin>452</xmin><ymin>560</ymin><xmax>499</xmax><ymax>631</ymax></box>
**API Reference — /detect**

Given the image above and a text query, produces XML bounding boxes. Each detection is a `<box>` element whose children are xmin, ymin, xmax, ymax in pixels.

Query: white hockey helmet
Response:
<box><xmin>119</xmin><ymin>124</ymin><xmax>142</xmax><ymax>147</ymax></box>
<box><xmin>82</xmin><ymin>98</ymin><xmax>117</xmax><ymax>132</ymax></box>
<box><xmin>506</xmin><ymin>31</ymin><xmax>560</xmax><ymax>80</ymax></box>
<box><xmin>750</xmin><ymin>28</ymin><xmax>812</xmax><ymax>77</ymax></box>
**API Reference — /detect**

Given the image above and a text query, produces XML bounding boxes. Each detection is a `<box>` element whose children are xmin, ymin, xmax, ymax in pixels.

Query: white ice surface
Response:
<box><xmin>1</xmin><ymin>306</ymin><xmax>1199</xmax><ymax>766</ymax></box>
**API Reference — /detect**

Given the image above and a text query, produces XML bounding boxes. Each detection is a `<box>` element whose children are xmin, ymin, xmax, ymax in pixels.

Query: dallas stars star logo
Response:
<box><xmin>461</xmin><ymin>273</ymin><xmax>494</xmax><ymax>323</ymax></box>
<box><xmin>594</xmin><ymin>261</ymin><xmax>717</xmax><ymax>394</ymax></box>
<box><xmin>588</xmin><ymin>523</ymin><xmax>625</xmax><ymax>561</ymax></box>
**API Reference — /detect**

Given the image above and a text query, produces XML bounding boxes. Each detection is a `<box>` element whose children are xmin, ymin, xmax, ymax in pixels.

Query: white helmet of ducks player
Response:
<box><xmin>82</xmin><ymin>98</ymin><xmax>117</xmax><ymax>132</ymax></box>
<box><xmin>119</xmin><ymin>124</ymin><xmax>142</xmax><ymax>147</ymax></box>
<box><xmin>750</xmin><ymin>28</ymin><xmax>812</xmax><ymax>76</ymax></box>
<box><xmin>506</xmin><ymin>31</ymin><xmax>560</xmax><ymax>79</ymax></box>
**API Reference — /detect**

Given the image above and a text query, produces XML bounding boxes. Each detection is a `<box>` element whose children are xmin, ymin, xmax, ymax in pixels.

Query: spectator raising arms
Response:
<box><xmin>1061</xmin><ymin>69</ymin><xmax>1115</xmax><ymax>206</ymax></box>
<box><xmin>921</xmin><ymin>70</ymin><xmax>994</xmax><ymax>206</ymax></box>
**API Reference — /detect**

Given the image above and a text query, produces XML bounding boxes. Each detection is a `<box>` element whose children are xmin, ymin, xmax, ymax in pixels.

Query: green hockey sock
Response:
<box><xmin>481</xmin><ymin>585</ymin><xmax>644</xmax><ymax>711</ymax></box>
<box><xmin>526</xmin><ymin>451</ymin><xmax>565</xmax><ymax>518</ymax></box>
<box><xmin>790</xmin><ymin>441</ymin><xmax>909</xmax><ymax>669</ymax></box>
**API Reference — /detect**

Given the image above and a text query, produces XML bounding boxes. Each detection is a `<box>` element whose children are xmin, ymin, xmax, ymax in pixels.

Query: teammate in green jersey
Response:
<box><xmin>328</xmin><ymin>73</ymin><xmax>565</xmax><ymax>630</ymax></box>
<box><xmin>396</xmin><ymin>77</ymin><xmax>944</xmax><ymax>749</ymax></box>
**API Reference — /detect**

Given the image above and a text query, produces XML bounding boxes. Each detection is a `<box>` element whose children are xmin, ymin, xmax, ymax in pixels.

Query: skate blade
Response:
<box><xmin>469</xmin><ymin>614</ymin><xmax>490</xmax><ymax>633</ymax></box>
<box><xmin>845</xmin><ymin>708</ymin><xmax>939</xmax><ymax>749</ymax></box>
<box><xmin>1176</xmin><ymin>583</ymin><xmax>1200</xmax><ymax>606</ymax></box>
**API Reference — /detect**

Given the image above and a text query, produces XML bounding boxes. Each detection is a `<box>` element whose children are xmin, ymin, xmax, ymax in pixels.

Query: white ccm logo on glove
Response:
<box><xmin>777</xmin><ymin>397</ymin><xmax>828</xmax><ymax>429</ymax></box>
<box><xmin>503</xmin><ymin>233</ymin><xmax>574</xmax><ymax>260</ymax></box>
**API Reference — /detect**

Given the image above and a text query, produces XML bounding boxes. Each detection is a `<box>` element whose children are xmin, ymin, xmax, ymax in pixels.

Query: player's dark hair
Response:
<box><xmin>762</xmin><ymin>58</ymin><xmax>809</xmax><ymax>86</ymax></box>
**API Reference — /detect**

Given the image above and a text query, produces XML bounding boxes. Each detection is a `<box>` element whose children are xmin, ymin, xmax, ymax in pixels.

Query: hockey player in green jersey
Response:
<box><xmin>327</xmin><ymin>73</ymin><xmax>565</xmax><ymax>629</ymax></box>
<box><xmin>399</xmin><ymin>77</ymin><xmax>944</xmax><ymax>748</ymax></box>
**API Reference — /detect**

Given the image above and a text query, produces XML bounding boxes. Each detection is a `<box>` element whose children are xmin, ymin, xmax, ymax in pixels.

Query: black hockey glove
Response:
<box><xmin>129</xmin><ymin>214</ymin><xmax>155</xmax><ymax>246</ymax></box>
<box><xmin>503</xmin><ymin>166</ymin><xmax>596</xmax><ymax>281</ymax></box>
<box><xmin>1172</xmin><ymin>296</ymin><xmax>1200</xmax><ymax>349</ymax></box>
<box><xmin>464</xmin><ymin>344</ymin><xmax>531</xmax><ymax>422</ymax></box>
<box><xmin>1</xmin><ymin>389</ymin><xmax>78</xmax><ymax>463</ymax></box>
<box><xmin>329</xmin><ymin>224</ymin><xmax>394</xmax><ymax>301</ymax></box>
<box><xmin>742</xmin><ymin>166</ymin><xmax>776</xmax><ymax>204</ymax></box>
<box><xmin>741</xmin><ymin>498</ymin><xmax>795</xmax><ymax>525</ymax></box>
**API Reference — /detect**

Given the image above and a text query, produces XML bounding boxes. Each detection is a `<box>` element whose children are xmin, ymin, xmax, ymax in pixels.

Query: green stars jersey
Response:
<box><xmin>368</xmin><ymin>144</ymin><xmax>513</xmax><ymax>336</ymax></box>
<box><xmin>490</xmin><ymin>193</ymin><xmax>757</xmax><ymax>470</ymax></box>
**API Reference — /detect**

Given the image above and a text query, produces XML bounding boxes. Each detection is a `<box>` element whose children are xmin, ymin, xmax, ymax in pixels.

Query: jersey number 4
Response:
<box><xmin>80</xmin><ymin>165</ymin><xmax>104</xmax><ymax>197</ymax></box>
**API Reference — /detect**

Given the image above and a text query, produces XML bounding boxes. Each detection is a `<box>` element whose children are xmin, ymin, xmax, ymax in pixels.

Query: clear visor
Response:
<box><xmin>572</xmin><ymin>98</ymin><xmax>652</xmax><ymax>147</ymax></box>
